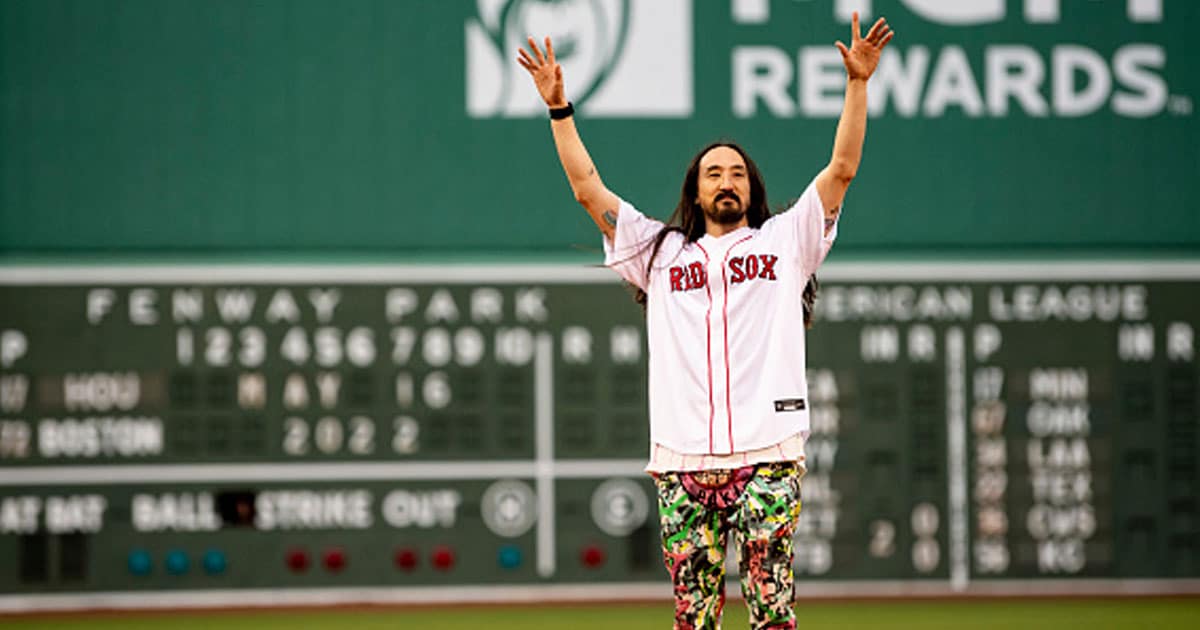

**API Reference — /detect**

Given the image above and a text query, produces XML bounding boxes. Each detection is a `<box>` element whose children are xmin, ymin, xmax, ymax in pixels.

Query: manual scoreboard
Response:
<box><xmin>0</xmin><ymin>262</ymin><xmax>1197</xmax><ymax>608</ymax></box>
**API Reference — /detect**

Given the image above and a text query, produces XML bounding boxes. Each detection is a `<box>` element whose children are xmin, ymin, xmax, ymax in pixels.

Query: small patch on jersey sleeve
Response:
<box><xmin>773</xmin><ymin>398</ymin><xmax>807</xmax><ymax>413</ymax></box>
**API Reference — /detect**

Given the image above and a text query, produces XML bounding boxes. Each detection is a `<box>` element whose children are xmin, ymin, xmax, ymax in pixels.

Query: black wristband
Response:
<box><xmin>549</xmin><ymin>102</ymin><xmax>574</xmax><ymax>120</ymax></box>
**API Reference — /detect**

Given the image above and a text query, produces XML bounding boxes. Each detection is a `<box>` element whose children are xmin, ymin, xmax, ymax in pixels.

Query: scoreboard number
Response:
<box><xmin>868</xmin><ymin>519</ymin><xmax>896</xmax><ymax>558</ymax></box>
<box><xmin>392</xmin><ymin>416</ymin><xmax>420</xmax><ymax>454</ymax></box>
<box><xmin>282</xmin><ymin>416</ymin><xmax>378</xmax><ymax>456</ymax></box>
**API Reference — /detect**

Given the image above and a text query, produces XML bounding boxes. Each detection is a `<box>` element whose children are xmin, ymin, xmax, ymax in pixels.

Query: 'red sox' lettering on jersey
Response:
<box><xmin>671</xmin><ymin>254</ymin><xmax>779</xmax><ymax>292</ymax></box>
<box><xmin>728</xmin><ymin>254</ymin><xmax>778</xmax><ymax>284</ymax></box>
<box><xmin>669</xmin><ymin>262</ymin><xmax>708</xmax><ymax>292</ymax></box>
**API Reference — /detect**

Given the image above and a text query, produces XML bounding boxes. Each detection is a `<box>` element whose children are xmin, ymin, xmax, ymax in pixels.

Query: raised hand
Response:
<box><xmin>835</xmin><ymin>12</ymin><xmax>894</xmax><ymax>80</ymax></box>
<box><xmin>516</xmin><ymin>36</ymin><xmax>567</xmax><ymax>109</ymax></box>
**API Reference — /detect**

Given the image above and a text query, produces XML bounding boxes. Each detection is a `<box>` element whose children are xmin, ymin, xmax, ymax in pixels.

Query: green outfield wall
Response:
<box><xmin>0</xmin><ymin>262</ymin><xmax>1198</xmax><ymax>608</ymax></box>
<box><xmin>1</xmin><ymin>0</ymin><xmax>1198</xmax><ymax>612</ymax></box>
<box><xmin>2</xmin><ymin>0</ymin><xmax>1197</xmax><ymax>256</ymax></box>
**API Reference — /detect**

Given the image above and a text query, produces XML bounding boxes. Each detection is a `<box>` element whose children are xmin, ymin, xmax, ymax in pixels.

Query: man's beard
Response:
<box><xmin>702</xmin><ymin>193</ymin><xmax>746</xmax><ymax>225</ymax></box>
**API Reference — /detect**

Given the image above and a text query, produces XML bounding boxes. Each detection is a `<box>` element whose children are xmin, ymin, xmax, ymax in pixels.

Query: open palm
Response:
<box><xmin>516</xmin><ymin>36</ymin><xmax>567</xmax><ymax>108</ymax></box>
<box><xmin>836</xmin><ymin>12</ymin><xmax>894</xmax><ymax>80</ymax></box>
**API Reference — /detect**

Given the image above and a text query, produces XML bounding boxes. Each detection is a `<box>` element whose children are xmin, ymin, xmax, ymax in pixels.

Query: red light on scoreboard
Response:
<box><xmin>431</xmin><ymin>545</ymin><xmax>456</xmax><ymax>571</ymax></box>
<box><xmin>322</xmin><ymin>547</ymin><xmax>346</xmax><ymax>573</ymax></box>
<box><xmin>285</xmin><ymin>548</ymin><xmax>309</xmax><ymax>573</ymax></box>
<box><xmin>394</xmin><ymin>548</ymin><xmax>418</xmax><ymax>571</ymax></box>
<box><xmin>581</xmin><ymin>545</ymin><xmax>606</xmax><ymax>568</ymax></box>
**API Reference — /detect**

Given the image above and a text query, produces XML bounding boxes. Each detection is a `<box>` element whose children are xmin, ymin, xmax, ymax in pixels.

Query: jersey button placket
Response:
<box><xmin>707</xmin><ymin>255</ymin><xmax>731</xmax><ymax>454</ymax></box>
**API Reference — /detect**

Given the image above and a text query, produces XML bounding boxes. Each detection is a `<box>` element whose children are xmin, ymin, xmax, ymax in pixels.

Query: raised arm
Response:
<box><xmin>815</xmin><ymin>13</ymin><xmax>894</xmax><ymax>216</ymax></box>
<box><xmin>518</xmin><ymin>37</ymin><xmax>621</xmax><ymax>239</ymax></box>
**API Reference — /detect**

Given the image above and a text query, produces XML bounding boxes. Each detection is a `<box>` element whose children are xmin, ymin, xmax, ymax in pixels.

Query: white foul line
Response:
<box><xmin>535</xmin><ymin>333</ymin><xmax>556</xmax><ymax>578</ymax></box>
<box><xmin>2</xmin><ymin>579</ymin><xmax>1199</xmax><ymax>613</ymax></box>
<box><xmin>945</xmin><ymin>327</ymin><xmax>969</xmax><ymax>591</ymax></box>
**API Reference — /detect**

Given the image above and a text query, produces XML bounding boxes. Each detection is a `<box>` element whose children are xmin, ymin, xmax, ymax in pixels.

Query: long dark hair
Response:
<box><xmin>633</xmin><ymin>141</ymin><xmax>821</xmax><ymax>327</ymax></box>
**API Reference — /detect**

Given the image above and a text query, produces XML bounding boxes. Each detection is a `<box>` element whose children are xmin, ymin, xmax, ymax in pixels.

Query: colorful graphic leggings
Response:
<box><xmin>655</xmin><ymin>462</ymin><xmax>803</xmax><ymax>630</ymax></box>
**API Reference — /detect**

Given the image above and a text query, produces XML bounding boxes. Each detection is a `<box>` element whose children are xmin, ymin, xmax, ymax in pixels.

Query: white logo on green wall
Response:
<box><xmin>466</xmin><ymin>0</ymin><xmax>693</xmax><ymax>118</ymax></box>
<box><xmin>733</xmin><ymin>0</ymin><xmax>1186</xmax><ymax>119</ymax></box>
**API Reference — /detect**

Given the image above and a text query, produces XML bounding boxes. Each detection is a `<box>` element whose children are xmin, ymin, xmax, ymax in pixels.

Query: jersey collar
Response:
<box><xmin>698</xmin><ymin>225</ymin><xmax>753</xmax><ymax>248</ymax></box>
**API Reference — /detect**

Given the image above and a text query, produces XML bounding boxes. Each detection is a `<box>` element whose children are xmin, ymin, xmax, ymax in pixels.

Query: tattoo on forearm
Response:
<box><xmin>587</xmin><ymin>167</ymin><xmax>595</xmax><ymax>177</ymax></box>
<box><xmin>602</xmin><ymin>210</ymin><xmax>617</xmax><ymax>227</ymax></box>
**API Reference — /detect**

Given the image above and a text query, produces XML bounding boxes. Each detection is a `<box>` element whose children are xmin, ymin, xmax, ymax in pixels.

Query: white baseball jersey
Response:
<box><xmin>604</xmin><ymin>176</ymin><xmax>838</xmax><ymax>455</ymax></box>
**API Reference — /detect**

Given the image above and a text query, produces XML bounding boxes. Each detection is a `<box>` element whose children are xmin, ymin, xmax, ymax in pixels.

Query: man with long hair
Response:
<box><xmin>519</xmin><ymin>13</ymin><xmax>893</xmax><ymax>629</ymax></box>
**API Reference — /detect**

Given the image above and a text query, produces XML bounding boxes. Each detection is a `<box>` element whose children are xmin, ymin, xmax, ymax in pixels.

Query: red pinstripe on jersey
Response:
<box><xmin>694</xmin><ymin>242</ymin><xmax>714</xmax><ymax>453</ymax></box>
<box><xmin>721</xmin><ymin>234</ymin><xmax>755</xmax><ymax>453</ymax></box>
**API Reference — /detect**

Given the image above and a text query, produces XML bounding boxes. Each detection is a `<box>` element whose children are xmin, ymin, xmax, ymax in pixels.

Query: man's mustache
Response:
<box><xmin>715</xmin><ymin>191</ymin><xmax>741</xmax><ymax>204</ymax></box>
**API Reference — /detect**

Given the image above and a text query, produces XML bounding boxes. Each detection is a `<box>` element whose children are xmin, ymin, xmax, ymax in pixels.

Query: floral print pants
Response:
<box><xmin>655</xmin><ymin>462</ymin><xmax>803</xmax><ymax>630</ymax></box>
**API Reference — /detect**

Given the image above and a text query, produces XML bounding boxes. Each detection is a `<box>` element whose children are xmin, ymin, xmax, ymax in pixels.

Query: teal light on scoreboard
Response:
<box><xmin>0</xmin><ymin>262</ymin><xmax>1198</xmax><ymax>607</ymax></box>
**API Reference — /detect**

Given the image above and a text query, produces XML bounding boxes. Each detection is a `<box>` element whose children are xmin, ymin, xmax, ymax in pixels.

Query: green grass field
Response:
<box><xmin>3</xmin><ymin>599</ymin><xmax>1198</xmax><ymax>630</ymax></box>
